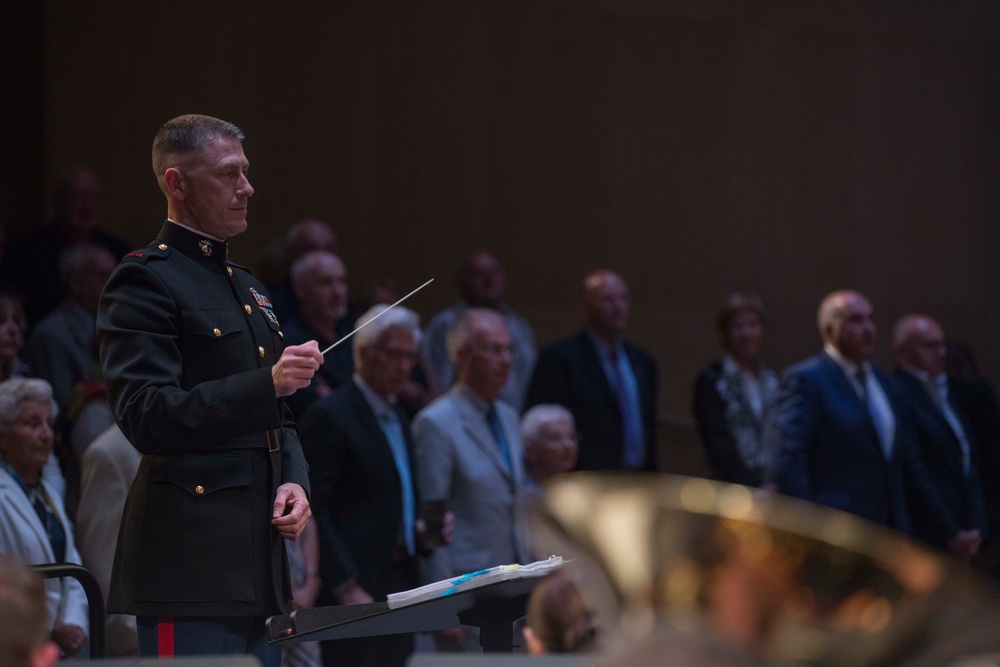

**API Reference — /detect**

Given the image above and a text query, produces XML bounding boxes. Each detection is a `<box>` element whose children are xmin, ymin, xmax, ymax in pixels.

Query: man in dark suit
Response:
<box><xmin>892</xmin><ymin>314</ymin><xmax>986</xmax><ymax>556</ymax></box>
<box><xmin>526</xmin><ymin>270</ymin><xmax>658</xmax><ymax>472</ymax></box>
<box><xmin>98</xmin><ymin>114</ymin><xmax>322</xmax><ymax>667</ymax></box>
<box><xmin>765</xmin><ymin>290</ymin><xmax>960</xmax><ymax>542</ymax></box>
<box><xmin>299</xmin><ymin>304</ymin><xmax>441</xmax><ymax>667</ymax></box>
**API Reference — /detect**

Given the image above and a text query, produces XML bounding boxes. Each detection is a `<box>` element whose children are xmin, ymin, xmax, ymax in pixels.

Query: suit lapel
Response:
<box><xmin>347</xmin><ymin>383</ymin><xmax>400</xmax><ymax>481</ymax></box>
<box><xmin>574</xmin><ymin>331</ymin><xmax>618</xmax><ymax>412</ymax></box>
<box><xmin>0</xmin><ymin>472</ymin><xmax>56</xmax><ymax>558</ymax></box>
<box><xmin>822</xmin><ymin>353</ymin><xmax>888</xmax><ymax>460</ymax></box>
<box><xmin>456</xmin><ymin>392</ymin><xmax>514</xmax><ymax>482</ymax></box>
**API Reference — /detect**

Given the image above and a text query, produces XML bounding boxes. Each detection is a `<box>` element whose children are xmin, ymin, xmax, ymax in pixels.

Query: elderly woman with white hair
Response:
<box><xmin>521</xmin><ymin>404</ymin><xmax>579</xmax><ymax>490</ymax></box>
<box><xmin>0</xmin><ymin>378</ymin><xmax>89</xmax><ymax>657</ymax></box>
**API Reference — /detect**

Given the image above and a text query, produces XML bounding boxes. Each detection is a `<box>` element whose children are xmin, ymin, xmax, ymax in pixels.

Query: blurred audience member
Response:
<box><xmin>300</xmin><ymin>304</ymin><xmax>437</xmax><ymax>667</ymax></box>
<box><xmin>527</xmin><ymin>270</ymin><xmax>658</xmax><ymax>472</ymax></box>
<box><xmin>692</xmin><ymin>293</ymin><xmax>778</xmax><ymax>487</ymax></box>
<box><xmin>282</xmin><ymin>250</ymin><xmax>356</xmax><ymax>419</ymax></box>
<box><xmin>947</xmin><ymin>340</ymin><xmax>1000</xmax><ymax>567</ymax></box>
<box><xmin>414</xmin><ymin>309</ymin><xmax>531</xmax><ymax>650</ymax></box>
<box><xmin>523</xmin><ymin>572</ymin><xmax>596</xmax><ymax>655</ymax></box>
<box><xmin>422</xmin><ymin>250</ymin><xmax>536</xmax><ymax>410</ymax></box>
<box><xmin>27</xmin><ymin>243</ymin><xmax>116</xmax><ymax>411</ymax></box>
<box><xmin>892</xmin><ymin>315</ymin><xmax>986</xmax><ymax>556</ymax></box>
<box><xmin>0</xmin><ymin>287</ymin><xmax>29</xmax><ymax>382</ymax></box>
<box><xmin>521</xmin><ymin>404</ymin><xmax>578</xmax><ymax>490</ymax></box>
<box><xmin>75</xmin><ymin>423</ymin><xmax>141</xmax><ymax>656</ymax></box>
<box><xmin>0</xmin><ymin>553</ymin><xmax>61</xmax><ymax>667</ymax></box>
<box><xmin>0</xmin><ymin>378</ymin><xmax>88</xmax><ymax>658</ymax></box>
<box><xmin>0</xmin><ymin>290</ymin><xmax>64</xmax><ymax>503</ymax></box>
<box><xmin>0</xmin><ymin>167</ymin><xmax>129</xmax><ymax>326</ymax></box>
<box><xmin>765</xmin><ymin>291</ymin><xmax>960</xmax><ymax>547</ymax></box>
<box><xmin>264</xmin><ymin>219</ymin><xmax>339</xmax><ymax>322</ymax></box>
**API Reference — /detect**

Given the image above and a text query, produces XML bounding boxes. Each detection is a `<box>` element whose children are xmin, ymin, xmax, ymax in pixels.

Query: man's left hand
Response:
<box><xmin>272</xmin><ymin>482</ymin><xmax>311</xmax><ymax>540</ymax></box>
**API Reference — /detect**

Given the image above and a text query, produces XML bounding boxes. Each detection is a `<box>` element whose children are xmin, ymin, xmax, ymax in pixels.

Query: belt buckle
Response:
<box><xmin>267</xmin><ymin>430</ymin><xmax>281</xmax><ymax>453</ymax></box>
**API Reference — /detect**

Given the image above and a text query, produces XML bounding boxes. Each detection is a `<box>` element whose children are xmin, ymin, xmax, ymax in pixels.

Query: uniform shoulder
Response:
<box><xmin>117</xmin><ymin>241</ymin><xmax>171</xmax><ymax>265</ymax></box>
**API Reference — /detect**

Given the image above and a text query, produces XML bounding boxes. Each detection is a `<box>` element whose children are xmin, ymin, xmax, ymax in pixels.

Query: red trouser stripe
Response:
<box><xmin>158</xmin><ymin>616</ymin><xmax>175</xmax><ymax>657</ymax></box>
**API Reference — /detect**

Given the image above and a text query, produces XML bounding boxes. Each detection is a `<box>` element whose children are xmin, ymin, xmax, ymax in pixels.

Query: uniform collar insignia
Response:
<box><xmin>198</xmin><ymin>239</ymin><xmax>213</xmax><ymax>257</ymax></box>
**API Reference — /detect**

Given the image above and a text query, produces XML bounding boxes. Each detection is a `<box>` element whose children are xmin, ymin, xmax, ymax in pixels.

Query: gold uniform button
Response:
<box><xmin>195</xmin><ymin>485</ymin><xmax>205</xmax><ymax>496</ymax></box>
<box><xmin>213</xmin><ymin>328</ymin><xmax>222</xmax><ymax>338</ymax></box>
<box><xmin>227</xmin><ymin>267</ymin><xmax>233</xmax><ymax>276</ymax></box>
<box><xmin>258</xmin><ymin>346</ymin><xmax>266</xmax><ymax>358</ymax></box>
<box><xmin>158</xmin><ymin>243</ymin><xmax>168</xmax><ymax>251</ymax></box>
<box><xmin>244</xmin><ymin>304</ymin><xmax>253</xmax><ymax>315</ymax></box>
<box><xmin>278</xmin><ymin>331</ymin><xmax>283</xmax><ymax>339</ymax></box>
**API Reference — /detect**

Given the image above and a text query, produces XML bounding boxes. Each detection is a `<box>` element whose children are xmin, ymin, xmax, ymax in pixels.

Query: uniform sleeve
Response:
<box><xmin>98</xmin><ymin>260</ymin><xmax>285</xmax><ymax>455</ymax></box>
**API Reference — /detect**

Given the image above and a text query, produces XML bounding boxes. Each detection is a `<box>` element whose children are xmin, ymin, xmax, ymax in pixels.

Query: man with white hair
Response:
<box><xmin>765</xmin><ymin>290</ymin><xmax>957</xmax><ymax>542</ymax></box>
<box><xmin>413</xmin><ymin>308</ymin><xmax>532</xmax><ymax>650</ymax></box>
<box><xmin>892</xmin><ymin>314</ymin><xmax>986</xmax><ymax>556</ymax></box>
<box><xmin>299</xmin><ymin>304</ymin><xmax>443</xmax><ymax>667</ymax></box>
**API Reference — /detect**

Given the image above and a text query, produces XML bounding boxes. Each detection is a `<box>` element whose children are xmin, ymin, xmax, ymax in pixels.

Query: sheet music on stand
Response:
<box><xmin>386</xmin><ymin>556</ymin><xmax>564</xmax><ymax>609</ymax></box>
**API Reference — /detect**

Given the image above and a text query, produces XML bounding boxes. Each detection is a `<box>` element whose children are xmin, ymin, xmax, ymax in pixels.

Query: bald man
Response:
<box><xmin>765</xmin><ymin>291</ymin><xmax>955</xmax><ymax>541</ymax></box>
<box><xmin>282</xmin><ymin>250</ymin><xmax>356</xmax><ymax>418</ymax></box>
<box><xmin>892</xmin><ymin>314</ymin><xmax>986</xmax><ymax>556</ymax></box>
<box><xmin>526</xmin><ymin>270</ymin><xmax>658</xmax><ymax>472</ymax></box>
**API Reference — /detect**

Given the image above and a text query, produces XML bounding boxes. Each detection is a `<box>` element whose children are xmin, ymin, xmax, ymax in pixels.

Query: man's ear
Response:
<box><xmin>163</xmin><ymin>167</ymin><xmax>185</xmax><ymax>199</ymax></box>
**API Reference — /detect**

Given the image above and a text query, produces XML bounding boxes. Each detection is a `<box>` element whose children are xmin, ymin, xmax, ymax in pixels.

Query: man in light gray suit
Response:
<box><xmin>413</xmin><ymin>308</ymin><xmax>532</xmax><ymax>650</ymax></box>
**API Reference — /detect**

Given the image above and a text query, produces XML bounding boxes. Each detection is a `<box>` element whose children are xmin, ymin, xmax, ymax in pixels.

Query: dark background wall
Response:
<box><xmin>11</xmin><ymin>0</ymin><xmax>1000</xmax><ymax>469</ymax></box>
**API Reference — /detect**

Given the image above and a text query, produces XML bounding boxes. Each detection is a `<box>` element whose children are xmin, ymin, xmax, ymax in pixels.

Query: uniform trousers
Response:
<box><xmin>137</xmin><ymin>615</ymin><xmax>280</xmax><ymax>667</ymax></box>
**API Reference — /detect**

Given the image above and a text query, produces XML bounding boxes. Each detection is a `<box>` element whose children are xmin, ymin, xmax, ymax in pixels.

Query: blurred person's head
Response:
<box><xmin>286</xmin><ymin>219</ymin><xmax>337</xmax><ymax>262</ymax></box>
<box><xmin>524</xmin><ymin>572</ymin><xmax>596</xmax><ymax>654</ymax></box>
<box><xmin>457</xmin><ymin>251</ymin><xmax>505</xmax><ymax>309</ymax></box>
<box><xmin>717</xmin><ymin>293</ymin><xmax>766</xmax><ymax>367</ymax></box>
<box><xmin>582</xmin><ymin>270</ymin><xmax>630</xmax><ymax>343</ymax></box>
<box><xmin>945</xmin><ymin>339</ymin><xmax>985</xmax><ymax>384</ymax></box>
<box><xmin>818</xmin><ymin>290</ymin><xmax>877</xmax><ymax>364</ymax></box>
<box><xmin>290</xmin><ymin>251</ymin><xmax>349</xmax><ymax>329</ymax></box>
<box><xmin>522</xmin><ymin>404</ymin><xmax>578</xmax><ymax>482</ymax></box>
<box><xmin>0</xmin><ymin>378</ymin><xmax>57</xmax><ymax>486</ymax></box>
<box><xmin>52</xmin><ymin>166</ymin><xmax>100</xmax><ymax>238</ymax></box>
<box><xmin>353</xmin><ymin>304</ymin><xmax>422</xmax><ymax>400</ymax></box>
<box><xmin>0</xmin><ymin>554</ymin><xmax>59</xmax><ymax>667</ymax></box>
<box><xmin>0</xmin><ymin>289</ymin><xmax>27</xmax><ymax>381</ymax></box>
<box><xmin>892</xmin><ymin>314</ymin><xmax>947</xmax><ymax>378</ymax></box>
<box><xmin>448</xmin><ymin>308</ymin><xmax>512</xmax><ymax>402</ymax></box>
<box><xmin>59</xmin><ymin>243</ymin><xmax>117</xmax><ymax>315</ymax></box>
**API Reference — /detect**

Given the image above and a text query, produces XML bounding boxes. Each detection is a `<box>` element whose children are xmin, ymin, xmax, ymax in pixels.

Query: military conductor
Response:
<box><xmin>98</xmin><ymin>114</ymin><xmax>323</xmax><ymax>666</ymax></box>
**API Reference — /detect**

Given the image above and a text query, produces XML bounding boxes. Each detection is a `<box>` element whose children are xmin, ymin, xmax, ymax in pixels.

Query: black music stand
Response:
<box><xmin>267</xmin><ymin>577</ymin><xmax>539</xmax><ymax>652</ymax></box>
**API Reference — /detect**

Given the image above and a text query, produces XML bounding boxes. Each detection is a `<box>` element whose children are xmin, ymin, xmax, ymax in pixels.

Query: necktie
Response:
<box><xmin>486</xmin><ymin>405</ymin><xmax>514</xmax><ymax>473</ymax></box>
<box><xmin>856</xmin><ymin>368</ymin><xmax>892</xmax><ymax>459</ymax></box>
<box><xmin>609</xmin><ymin>346</ymin><xmax>644</xmax><ymax>468</ymax></box>
<box><xmin>381</xmin><ymin>409</ymin><xmax>416</xmax><ymax>556</ymax></box>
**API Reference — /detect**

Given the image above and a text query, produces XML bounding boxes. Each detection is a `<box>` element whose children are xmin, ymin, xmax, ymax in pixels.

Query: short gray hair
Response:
<box><xmin>152</xmin><ymin>114</ymin><xmax>245</xmax><ymax>177</ymax></box>
<box><xmin>522</xmin><ymin>404</ymin><xmax>575</xmax><ymax>446</ymax></box>
<box><xmin>58</xmin><ymin>242</ymin><xmax>113</xmax><ymax>285</ymax></box>
<box><xmin>0</xmin><ymin>378</ymin><xmax>57</xmax><ymax>438</ymax></box>
<box><xmin>353</xmin><ymin>304</ymin><xmax>422</xmax><ymax>367</ymax></box>
<box><xmin>445</xmin><ymin>308</ymin><xmax>504</xmax><ymax>364</ymax></box>
<box><xmin>289</xmin><ymin>250</ymin><xmax>344</xmax><ymax>290</ymax></box>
